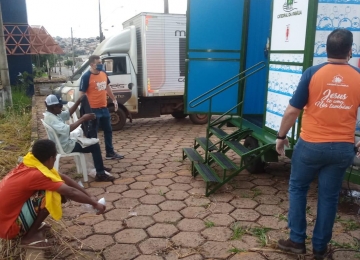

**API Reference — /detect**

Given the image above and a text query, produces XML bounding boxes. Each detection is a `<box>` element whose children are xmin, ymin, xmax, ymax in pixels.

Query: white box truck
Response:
<box><xmin>54</xmin><ymin>13</ymin><xmax>208</xmax><ymax>130</ymax></box>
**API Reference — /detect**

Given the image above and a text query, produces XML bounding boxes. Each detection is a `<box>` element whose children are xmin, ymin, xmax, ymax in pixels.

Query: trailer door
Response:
<box><xmin>185</xmin><ymin>0</ymin><xmax>246</xmax><ymax>114</ymax></box>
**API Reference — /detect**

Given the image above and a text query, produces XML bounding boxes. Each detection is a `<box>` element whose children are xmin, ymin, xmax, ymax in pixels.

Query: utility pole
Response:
<box><xmin>164</xmin><ymin>0</ymin><xmax>169</xmax><ymax>14</ymax></box>
<box><xmin>71</xmin><ymin>27</ymin><xmax>75</xmax><ymax>74</ymax></box>
<box><xmin>98</xmin><ymin>0</ymin><xmax>103</xmax><ymax>42</ymax></box>
<box><xmin>0</xmin><ymin>2</ymin><xmax>12</xmax><ymax>112</ymax></box>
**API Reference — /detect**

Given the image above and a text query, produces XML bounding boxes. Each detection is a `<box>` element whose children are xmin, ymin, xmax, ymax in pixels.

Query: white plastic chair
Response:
<box><xmin>40</xmin><ymin>119</ymin><xmax>88</xmax><ymax>182</ymax></box>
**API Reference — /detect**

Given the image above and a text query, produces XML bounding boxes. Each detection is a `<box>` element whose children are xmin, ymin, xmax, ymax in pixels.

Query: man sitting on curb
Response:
<box><xmin>0</xmin><ymin>139</ymin><xmax>106</xmax><ymax>249</ymax></box>
<box><xmin>43</xmin><ymin>94</ymin><xmax>114</xmax><ymax>182</ymax></box>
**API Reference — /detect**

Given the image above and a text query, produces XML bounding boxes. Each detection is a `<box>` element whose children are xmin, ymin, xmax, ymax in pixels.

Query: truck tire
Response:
<box><xmin>189</xmin><ymin>114</ymin><xmax>208</xmax><ymax>124</ymax></box>
<box><xmin>243</xmin><ymin>136</ymin><xmax>265</xmax><ymax>174</ymax></box>
<box><xmin>171</xmin><ymin>111</ymin><xmax>188</xmax><ymax>119</ymax></box>
<box><xmin>110</xmin><ymin>109</ymin><xmax>126</xmax><ymax>131</ymax></box>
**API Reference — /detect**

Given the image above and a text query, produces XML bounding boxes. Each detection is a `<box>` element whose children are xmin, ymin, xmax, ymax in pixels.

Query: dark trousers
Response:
<box><xmin>71</xmin><ymin>142</ymin><xmax>104</xmax><ymax>174</ymax></box>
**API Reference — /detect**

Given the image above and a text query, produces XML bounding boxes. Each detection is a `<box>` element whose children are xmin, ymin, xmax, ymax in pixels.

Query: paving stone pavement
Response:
<box><xmin>34</xmin><ymin>96</ymin><xmax>360</xmax><ymax>259</ymax></box>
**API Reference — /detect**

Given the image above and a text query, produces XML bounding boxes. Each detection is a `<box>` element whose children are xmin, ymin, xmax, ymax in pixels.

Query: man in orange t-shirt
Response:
<box><xmin>0</xmin><ymin>140</ymin><xmax>106</xmax><ymax>249</ymax></box>
<box><xmin>276</xmin><ymin>29</ymin><xmax>360</xmax><ymax>259</ymax></box>
<box><xmin>79</xmin><ymin>55</ymin><xmax>124</xmax><ymax>160</ymax></box>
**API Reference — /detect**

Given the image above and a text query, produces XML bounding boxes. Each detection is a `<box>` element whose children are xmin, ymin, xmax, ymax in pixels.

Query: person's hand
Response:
<box><xmin>93</xmin><ymin>202</ymin><xmax>106</xmax><ymax>215</ymax></box>
<box><xmin>276</xmin><ymin>138</ymin><xmax>289</xmax><ymax>156</ymax></box>
<box><xmin>82</xmin><ymin>113</ymin><xmax>96</xmax><ymax>121</ymax></box>
<box><xmin>113</xmin><ymin>100</ymin><xmax>118</xmax><ymax>112</ymax></box>
<box><xmin>356</xmin><ymin>141</ymin><xmax>360</xmax><ymax>157</ymax></box>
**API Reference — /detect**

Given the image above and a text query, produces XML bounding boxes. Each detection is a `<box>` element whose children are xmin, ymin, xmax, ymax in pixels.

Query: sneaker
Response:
<box><xmin>313</xmin><ymin>247</ymin><xmax>328</xmax><ymax>260</ymax></box>
<box><xmin>95</xmin><ymin>174</ymin><xmax>115</xmax><ymax>182</ymax></box>
<box><xmin>277</xmin><ymin>238</ymin><xmax>306</xmax><ymax>254</ymax></box>
<box><xmin>104</xmin><ymin>166</ymin><xmax>112</xmax><ymax>172</ymax></box>
<box><xmin>105</xmin><ymin>152</ymin><xmax>124</xmax><ymax>160</ymax></box>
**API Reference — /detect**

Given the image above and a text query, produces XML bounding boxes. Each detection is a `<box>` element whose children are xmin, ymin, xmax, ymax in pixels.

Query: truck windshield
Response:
<box><xmin>71</xmin><ymin>60</ymin><xmax>90</xmax><ymax>81</ymax></box>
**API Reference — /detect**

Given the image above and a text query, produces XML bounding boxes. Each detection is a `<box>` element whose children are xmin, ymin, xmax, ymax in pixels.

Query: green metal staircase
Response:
<box><xmin>183</xmin><ymin>62</ymin><xmax>279</xmax><ymax>196</ymax></box>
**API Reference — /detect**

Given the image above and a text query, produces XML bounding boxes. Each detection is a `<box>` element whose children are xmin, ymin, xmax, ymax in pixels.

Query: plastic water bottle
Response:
<box><xmin>83</xmin><ymin>198</ymin><xmax>106</xmax><ymax>213</ymax></box>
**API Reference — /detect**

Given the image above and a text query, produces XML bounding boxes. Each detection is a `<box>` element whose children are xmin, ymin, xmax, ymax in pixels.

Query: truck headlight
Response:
<box><xmin>66</xmin><ymin>89</ymin><xmax>75</xmax><ymax>102</ymax></box>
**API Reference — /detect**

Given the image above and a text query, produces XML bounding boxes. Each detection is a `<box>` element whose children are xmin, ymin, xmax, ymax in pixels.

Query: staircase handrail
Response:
<box><xmin>189</xmin><ymin>61</ymin><xmax>266</xmax><ymax>109</ymax></box>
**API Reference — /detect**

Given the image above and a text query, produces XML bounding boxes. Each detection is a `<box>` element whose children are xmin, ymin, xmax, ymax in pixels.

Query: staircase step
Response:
<box><xmin>224</xmin><ymin>140</ymin><xmax>249</xmax><ymax>156</ymax></box>
<box><xmin>194</xmin><ymin>163</ymin><xmax>221</xmax><ymax>182</ymax></box>
<box><xmin>209</xmin><ymin>127</ymin><xmax>228</xmax><ymax>139</ymax></box>
<box><xmin>195</xmin><ymin>137</ymin><xmax>218</xmax><ymax>151</ymax></box>
<box><xmin>183</xmin><ymin>148</ymin><xmax>204</xmax><ymax>162</ymax></box>
<box><xmin>209</xmin><ymin>152</ymin><xmax>238</xmax><ymax>170</ymax></box>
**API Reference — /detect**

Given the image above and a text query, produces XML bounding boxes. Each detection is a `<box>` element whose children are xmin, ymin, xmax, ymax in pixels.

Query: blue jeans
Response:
<box><xmin>288</xmin><ymin>138</ymin><xmax>354</xmax><ymax>252</ymax></box>
<box><xmin>72</xmin><ymin>142</ymin><xmax>105</xmax><ymax>174</ymax></box>
<box><xmin>91</xmin><ymin>108</ymin><xmax>114</xmax><ymax>154</ymax></box>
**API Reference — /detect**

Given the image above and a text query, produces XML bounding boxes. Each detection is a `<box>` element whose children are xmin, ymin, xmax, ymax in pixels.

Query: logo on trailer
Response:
<box><xmin>278</xmin><ymin>0</ymin><xmax>302</xmax><ymax>19</ymax></box>
<box><xmin>283</xmin><ymin>0</ymin><xmax>297</xmax><ymax>13</ymax></box>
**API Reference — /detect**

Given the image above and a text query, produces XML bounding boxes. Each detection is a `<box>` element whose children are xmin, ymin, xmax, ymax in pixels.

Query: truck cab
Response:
<box><xmin>54</xmin><ymin>26</ymin><xmax>138</xmax><ymax>130</ymax></box>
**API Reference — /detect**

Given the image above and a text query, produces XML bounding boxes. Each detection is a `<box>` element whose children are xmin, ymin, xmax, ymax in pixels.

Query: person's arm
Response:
<box><xmin>68</xmin><ymin>96</ymin><xmax>83</xmax><ymax>116</ymax></box>
<box><xmin>79</xmin><ymin>72</ymin><xmax>90</xmax><ymax>99</ymax></box>
<box><xmin>106</xmin><ymin>85</ymin><xmax>116</xmax><ymax>101</ymax></box>
<box><xmin>277</xmin><ymin>105</ymin><xmax>302</xmax><ymax>136</ymax></box>
<box><xmin>105</xmin><ymin>75</ymin><xmax>118</xmax><ymax>111</ymax></box>
<box><xmin>60</xmin><ymin>173</ymin><xmax>90</xmax><ymax>197</ymax></box>
<box><xmin>275</xmin><ymin>68</ymin><xmax>311</xmax><ymax>155</ymax></box>
<box><xmin>56</xmin><ymin>184</ymin><xmax>105</xmax><ymax>214</ymax></box>
<box><xmin>69</xmin><ymin>113</ymin><xmax>96</xmax><ymax>132</ymax></box>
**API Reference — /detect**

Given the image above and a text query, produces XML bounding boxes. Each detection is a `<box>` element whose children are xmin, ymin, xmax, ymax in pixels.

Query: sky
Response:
<box><xmin>25</xmin><ymin>0</ymin><xmax>187</xmax><ymax>38</ymax></box>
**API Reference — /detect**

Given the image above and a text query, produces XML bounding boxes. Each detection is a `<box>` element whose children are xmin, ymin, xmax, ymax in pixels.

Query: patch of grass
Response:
<box><xmin>201</xmin><ymin>203</ymin><xmax>211</xmax><ymax>208</ymax></box>
<box><xmin>251</xmin><ymin>227</ymin><xmax>271</xmax><ymax>247</ymax></box>
<box><xmin>240</xmin><ymin>193</ymin><xmax>250</xmax><ymax>198</ymax></box>
<box><xmin>158</xmin><ymin>190</ymin><xmax>165</xmax><ymax>196</ymax></box>
<box><xmin>275</xmin><ymin>214</ymin><xmax>288</xmax><ymax>222</ymax></box>
<box><xmin>231</xmin><ymin>225</ymin><xmax>246</xmax><ymax>240</ymax></box>
<box><xmin>205</xmin><ymin>221</ymin><xmax>215</xmax><ymax>228</ymax></box>
<box><xmin>329</xmin><ymin>239</ymin><xmax>358</xmax><ymax>250</ymax></box>
<box><xmin>252</xmin><ymin>188</ymin><xmax>262</xmax><ymax>198</ymax></box>
<box><xmin>306</xmin><ymin>206</ymin><xmax>312</xmax><ymax>215</ymax></box>
<box><xmin>228</xmin><ymin>247</ymin><xmax>246</xmax><ymax>254</ymax></box>
<box><xmin>337</xmin><ymin>218</ymin><xmax>360</xmax><ymax>231</ymax></box>
<box><xmin>355</xmin><ymin>253</ymin><xmax>360</xmax><ymax>259</ymax></box>
<box><xmin>0</xmin><ymin>89</ymin><xmax>32</xmax><ymax>180</ymax></box>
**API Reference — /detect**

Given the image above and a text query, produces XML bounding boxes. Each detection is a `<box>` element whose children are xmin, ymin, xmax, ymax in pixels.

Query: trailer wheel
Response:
<box><xmin>171</xmin><ymin>111</ymin><xmax>188</xmax><ymax>119</ymax></box>
<box><xmin>110</xmin><ymin>109</ymin><xmax>126</xmax><ymax>131</ymax></box>
<box><xmin>243</xmin><ymin>136</ymin><xmax>265</xmax><ymax>174</ymax></box>
<box><xmin>189</xmin><ymin>114</ymin><xmax>208</xmax><ymax>124</ymax></box>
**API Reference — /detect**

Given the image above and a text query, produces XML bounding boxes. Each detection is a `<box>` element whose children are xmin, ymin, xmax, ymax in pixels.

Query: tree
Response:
<box><xmin>64</xmin><ymin>60</ymin><xmax>73</xmax><ymax>68</ymax></box>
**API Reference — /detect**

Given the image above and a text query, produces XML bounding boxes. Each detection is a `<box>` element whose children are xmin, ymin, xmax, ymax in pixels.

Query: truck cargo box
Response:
<box><xmin>123</xmin><ymin>13</ymin><xmax>186</xmax><ymax>97</ymax></box>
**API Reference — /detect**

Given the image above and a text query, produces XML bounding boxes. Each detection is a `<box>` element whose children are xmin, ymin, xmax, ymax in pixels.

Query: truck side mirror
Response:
<box><xmin>128</xmin><ymin>83</ymin><xmax>134</xmax><ymax>90</ymax></box>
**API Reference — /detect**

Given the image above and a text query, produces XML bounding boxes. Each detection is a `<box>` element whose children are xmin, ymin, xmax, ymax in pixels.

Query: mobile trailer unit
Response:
<box><xmin>183</xmin><ymin>0</ymin><xmax>360</xmax><ymax>196</ymax></box>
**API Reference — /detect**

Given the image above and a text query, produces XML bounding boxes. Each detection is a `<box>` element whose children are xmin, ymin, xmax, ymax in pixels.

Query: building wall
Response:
<box><xmin>0</xmin><ymin>0</ymin><xmax>33</xmax><ymax>95</ymax></box>
<box><xmin>0</xmin><ymin>0</ymin><xmax>28</xmax><ymax>24</ymax></box>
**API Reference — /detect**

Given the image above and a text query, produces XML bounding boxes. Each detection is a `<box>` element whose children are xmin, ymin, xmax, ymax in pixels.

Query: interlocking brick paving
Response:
<box><xmin>33</xmin><ymin>96</ymin><xmax>360</xmax><ymax>259</ymax></box>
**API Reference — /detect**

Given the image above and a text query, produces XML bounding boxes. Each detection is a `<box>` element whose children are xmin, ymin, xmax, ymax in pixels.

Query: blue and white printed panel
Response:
<box><xmin>265</xmin><ymin>64</ymin><xmax>303</xmax><ymax>138</ymax></box>
<box><xmin>314</xmin><ymin>0</ymin><xmax>360</xmax><ymax>66</ymax></box>
<box><xmin>270</xmin><ymin>53</ymin><xmax>304</xmax><ymax>63</ymax></box>
<box><xmin>315</xmin><ymin>0</ymin><xmax>360</xmax><ymax>132</ymax></box>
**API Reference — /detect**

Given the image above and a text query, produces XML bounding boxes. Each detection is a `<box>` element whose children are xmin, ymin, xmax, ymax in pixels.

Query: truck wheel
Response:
<box><xmin>171</xmin><ymin>111</ymin><xmax>188</xmax><ymax>119</ymax></box>
<box><xmin>189</xmin><ymin>114</ymin><xmax>208</xmax><ymax>124</ymax></box>
<box><xmin>243</xmin><ymin>136</ymin><xmax>265</xmax><ymax>174</ymax></box>
<box><xmin>110</xmin><ymin>109</ymin><xmax>126</xmax><ymax>131</ymax></box>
